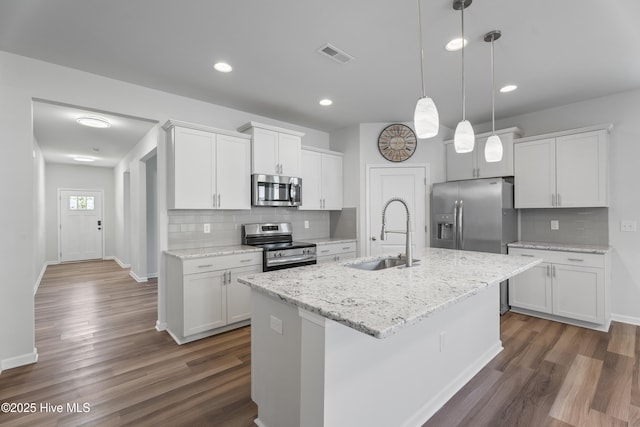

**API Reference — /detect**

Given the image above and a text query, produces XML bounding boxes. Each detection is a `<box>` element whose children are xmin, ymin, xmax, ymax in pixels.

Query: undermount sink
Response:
<box><xmin>347</xmin><ymin>257</ymin><xmax>420</xmax><ymax>271</ymax></box>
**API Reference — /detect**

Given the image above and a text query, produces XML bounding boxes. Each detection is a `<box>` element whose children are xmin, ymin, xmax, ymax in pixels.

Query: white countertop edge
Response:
<box><xmin>303</xmin><ymin>238</ymin><xmax>357</xmax><ymax>245</ymax></box>
<box><xmin>164</xmin><ymin>245</ymin><xmax>262</xmax><ymax>259</ymax></box>
<box><xmin>508</xmin><ymin>241</ymin><xmax>611</xmax><ymax>254</ymax></box>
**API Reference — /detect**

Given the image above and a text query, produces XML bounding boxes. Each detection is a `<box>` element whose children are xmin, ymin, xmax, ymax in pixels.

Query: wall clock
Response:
<box><xmin>377</xmin><ymin>124</ymin><xmax>417</xmax><ymax>162</ymax></box>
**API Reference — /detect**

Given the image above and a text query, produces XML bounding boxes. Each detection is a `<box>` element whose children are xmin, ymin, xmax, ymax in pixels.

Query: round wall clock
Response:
<box><xmin>377</xmin><ymin>124</ymin><xmax>417</xmax><ymax>162</ymax></box>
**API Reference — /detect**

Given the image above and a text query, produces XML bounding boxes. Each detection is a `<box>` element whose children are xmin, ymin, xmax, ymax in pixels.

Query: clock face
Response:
<box><xmin>377</xmin><ymin>124</ymin><xmax>417</xmax><ymax>162</ymax></box>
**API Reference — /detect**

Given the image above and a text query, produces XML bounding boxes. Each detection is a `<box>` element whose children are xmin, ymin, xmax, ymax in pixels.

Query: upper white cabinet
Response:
<box><xmin>238</xmin><ymin>122</ymin><xmax>304</xmax><ymax>177</ymax></box>
<box><xmin>164</xmin><ymin>120</ymin><xmax>251</xmax><ymax>210</ymax></box>
<box><xmin>445</xmin><ymin>127</ymin><xmax>521</xmax><ymax>181</ymax></box>
<box><xmin>300</xmin><ymin>148</ymin><xmax>343</xmax><ymax>210</ymax></box>
<box><xmin>514</xmin><ymin>126</ymin><xmax>610</xmax><ymax>208</ymax></box>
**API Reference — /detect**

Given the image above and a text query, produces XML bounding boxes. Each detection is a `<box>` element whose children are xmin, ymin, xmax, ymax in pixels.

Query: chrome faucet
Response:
<box><xmin>380</xmin><ymin>197</ymin><xmax>413</xmax><ymax>267</ymax></box>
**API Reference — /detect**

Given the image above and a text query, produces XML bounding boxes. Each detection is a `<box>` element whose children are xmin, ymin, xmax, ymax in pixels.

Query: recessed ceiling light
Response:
<box><xmin>213</xmin><ymin>62</ymin><xmax>232</xmax><ymax>73</ymax></box>
<box><xmin>76</xmin><ymin>116</ymin><xmax>111</xmax><ymax>128</ymax></box>
<box><xmin>500</xmin><ymin>84</ymin><xmax>518</xmax><ymax>93</ymax></box>
<box><xmin>73</xmin><ymin>156</ymin><xmax>96</xmax><ymax>162</ymax></box>
<box><xmin>445</xmin><ymin>38</ymin><xmax>467</xmax><ymax>52</ymax></box>
<box><xmin>319</xmin><ymin>99</ymin><xmax>333</xmax><ymax>106</ymax></box>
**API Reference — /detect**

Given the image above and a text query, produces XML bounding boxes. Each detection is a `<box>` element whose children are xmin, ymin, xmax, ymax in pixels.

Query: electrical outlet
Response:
<box><xmin>304</xmin><ymin>220</ymin><xmax>309</xmax><ymax>229</ymax></box>
<box><xmin>621</xmin><ymin>220</ymin><xmax>637</xmax><ymax>232</ymax></box>
<box><xmin>270</xmin><ymin>315</ymin><xmax>283</xmax><ymax>335</ymax></box>
<box><xmin>203</xmin><ymin>223</ymin><xmax>211</xmax><ymax>234</ymax></box>
<box><xmin>550</xmin><ymin>220</ymin><xmax>559</xmax><ymax>230</ymax></box>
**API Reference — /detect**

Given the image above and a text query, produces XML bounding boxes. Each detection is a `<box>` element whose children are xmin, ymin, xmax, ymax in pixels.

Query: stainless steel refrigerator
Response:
<box><xmin>431</xmin><ymin>178</ymin><xmax>517</xmax><ymax>313</ymax></box>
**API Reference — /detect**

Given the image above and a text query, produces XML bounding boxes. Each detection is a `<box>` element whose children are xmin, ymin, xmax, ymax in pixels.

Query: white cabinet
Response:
<box><xmin>239</xmin><ymin>122</ymin><xmax>304</xmax><ymax>177</ymax></box>
<box><xmin>508</xmin><ymin>247</ymin><xmax>610</xmax><ymax>330</ymax></box>
<box><xmin>164</xmin><ymin>120</ymin><xmax>251</xmax><ymax>210</ymax></box>
<box><xmin>166</xmin><ymin>251</ymin><xmax>262</xmax><ymax>344</ymax></box>
<box><xmin>317</xmin><ymin>241</ymin><xmax>356</xmax><ymax>263</ymax></box>
<box><xmin>445</xmin><ymin>127</ymin><xmax>521</xmax><ymax>181</ymax></box>
<box><xmin>514</xmin><ymin>127</ymin><xmax>609</xmax><ymax>208</ymax></box>
<box><xmin>300</xmin><ymin>148</ymin><xmax>343</xmax><ymax>210</ymax></box>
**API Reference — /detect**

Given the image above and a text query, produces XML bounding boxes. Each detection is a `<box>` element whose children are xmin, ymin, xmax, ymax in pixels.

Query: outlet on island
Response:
<box><xmin>550</xmin><ymin>220</ymin><xmax>559</xmax><ymax>230</ymax></box>
<box><xmin>204</xmin><ymin>223</ymin><xmax>211</xmax><ymax>234</ymax></box>
<box><xmin>270</xmin><ymin>315</ymin><xmax>283</xmax><ymax>335</ymax></box>
<box><xmin>304</xmin><ymin>220</ymin><xmax>309</xmax><ymax>229</ymax></box>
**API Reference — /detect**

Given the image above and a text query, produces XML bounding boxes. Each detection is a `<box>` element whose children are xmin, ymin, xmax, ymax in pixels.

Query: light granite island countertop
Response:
<box><xmin>240</xmin><ymin>248</ymin><xmax>540</xmax><ymax>427</ymax></box>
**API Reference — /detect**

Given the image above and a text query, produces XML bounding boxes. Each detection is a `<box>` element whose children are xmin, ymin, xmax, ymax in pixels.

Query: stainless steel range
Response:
<box><xmin>242</xmin><ymin>222</ymin><xmax>316</xmax><ymax>271</ymax></box>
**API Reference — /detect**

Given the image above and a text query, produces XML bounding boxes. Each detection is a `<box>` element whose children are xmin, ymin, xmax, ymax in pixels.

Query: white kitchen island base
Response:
<box><xmin>251</xmin><ymin>284</ymin><xmax>502</xmax><ymax>427</ymax></box>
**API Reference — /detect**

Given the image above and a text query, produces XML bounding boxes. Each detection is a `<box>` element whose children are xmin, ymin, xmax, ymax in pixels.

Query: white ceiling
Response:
<box><xmin>3</xmin><ymin>0</ymin><xmax>640</xmax><ymax>163</ymax></box>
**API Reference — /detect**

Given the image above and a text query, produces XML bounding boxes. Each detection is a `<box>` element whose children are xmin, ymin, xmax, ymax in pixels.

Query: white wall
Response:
<box><xmin>146</xmin><ymin>154</ymin><xmax>158</xmax><ymax>277</ymax></box>
<box><xmin>486</xmin><ymin>89</ymin><xmax>640</xmax><ymax>323</ymax></box>
<box><xmin>33</xmin><ymin>139</ymin><xmax>46</xmax><ymax>292</ymax></box>
<box><xmin>0</xmin><ymin>50</ymin><xmax>331</xmax><ymax>368</ymax></box>
<box><xmin>44</xmin><ymin>163</ymin><xmax>116</xmax><ymax>262</ymax></box>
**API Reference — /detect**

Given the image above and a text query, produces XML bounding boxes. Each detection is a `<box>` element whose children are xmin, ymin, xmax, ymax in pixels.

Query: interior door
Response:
<box><xmin>368</xmin><ymin>166</ymin><xmax>427</xmax><ymax>257</ymax></box>
<box><xmin>60</xmin><ymin>189</ymin><xmax>103</xmax><ymax>262</ymax></box>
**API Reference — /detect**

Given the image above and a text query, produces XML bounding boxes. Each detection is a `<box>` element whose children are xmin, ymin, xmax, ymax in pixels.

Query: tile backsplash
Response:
<box><xmin>168</xmin><ymin>207</ymin><xmax>330</xmax><ymax>249</ymax></box>
<box><xmin>519</xmin><ymin>208</ymin><xmax>608</xmax><ymax>246</ymax></box>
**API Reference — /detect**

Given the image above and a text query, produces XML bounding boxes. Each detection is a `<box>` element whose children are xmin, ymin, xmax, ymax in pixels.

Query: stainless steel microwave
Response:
<box><xmin>252</xmin><ymin>174</ymin><xmax>302</xmax><ymax>207</ymax></box>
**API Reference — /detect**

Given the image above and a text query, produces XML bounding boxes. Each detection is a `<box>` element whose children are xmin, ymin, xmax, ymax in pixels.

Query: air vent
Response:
<box><xmin>317</xmin><ymin>43</ymin><xmax>354</xmax><ymax>64</ymax></box>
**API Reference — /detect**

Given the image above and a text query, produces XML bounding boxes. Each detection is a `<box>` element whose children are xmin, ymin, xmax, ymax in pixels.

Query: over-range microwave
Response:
<box><xmin>252</xmin><ymin>174</ymin><xmax>302</xmax><ymax>207</ymax></box>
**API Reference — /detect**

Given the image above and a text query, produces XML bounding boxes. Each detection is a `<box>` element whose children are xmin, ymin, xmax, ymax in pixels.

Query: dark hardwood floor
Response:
<box><xmin>1</xmin><ymin>260</ymin><xmax>638</xmax><ymax>426</ymax></box>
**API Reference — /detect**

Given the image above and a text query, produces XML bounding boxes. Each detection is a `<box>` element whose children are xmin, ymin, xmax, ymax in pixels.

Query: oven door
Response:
<box><xmin>252</xmin><ymin>174</ymin><xmax>302</xmax><ymax>207</ymax></box>
<box><xmin>263</xmin><ymin>248</ymin><xmax>316</xmax><ymax>271</ymax></box>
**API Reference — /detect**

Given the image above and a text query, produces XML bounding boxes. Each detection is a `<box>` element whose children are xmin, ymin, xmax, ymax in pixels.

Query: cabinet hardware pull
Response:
<box><xmin>520</xmin><ymin>254</ymin><xmax>535</xmax><ymax>257</ymax></box>
<box><xmin>547</xmin><ymin>264</ymin><xmax>551</xmax><ymax>276</ymax></box>
<box><xmin>240</xmin><ymin>259</ymin><xmax>252</xmax><ymax>263</ymax></box>
<box><xmin>551</xmin><ymin>194</ymin><xmax>556</xmax><ymax>206</ymax></box>
<box><xmin>213</xmin><ymin>193</ymin><xmax>217</xmax><ymax>207</ymax></box>
<box><xmin>553</xmin><ymin>265</ymin><xmax>556</xmax><ymax>278</ymax></box>
<box><xmin>197</xmin><ymin>264</ymin><xmax>213</xmax><ymax>268</ymax></box>
<box><xmin>342</xmin><ymin>247</ymin><xmax>351</xmax><ymax>250</ymax></box>
<box><xmin>218</xmin><ymin>194</ymin><xmax>221</xmax><ymax>207</ymax></box>
<box><xmin>320</xmin><ymin>250</ymin><xmax>330</xmax><ymax>253</ymax></box>
<box><xmin>557</xmin><ymin>194</ymin><xmax>561</xmax><ymax>206</ymax></box>
<box><xmin>567</xmin><ymin>258</ymin><xmax>584</xmax><ymax>262</ymax></box>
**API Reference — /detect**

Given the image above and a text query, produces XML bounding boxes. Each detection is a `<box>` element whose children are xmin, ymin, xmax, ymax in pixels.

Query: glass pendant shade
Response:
<box><xmin>485</xmin><ymin>134</ymin><xmax>503</xmax><ymax>162</ymax></box>
<box><xmin>414</xmin><ymin>96</ymin><xmax>439</xmax><ymax>138</ymax></box>
<box><xmin>454</xmin><ymin>120</ymin><xmax>475</xmax><ymax>153</ymax></box>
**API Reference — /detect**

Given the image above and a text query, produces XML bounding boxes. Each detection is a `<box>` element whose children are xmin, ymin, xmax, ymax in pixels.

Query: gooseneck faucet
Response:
<box><xmin>380</xmin><ymin>197</ymin><xmax>413</xmax><ymax>267</ymax></box>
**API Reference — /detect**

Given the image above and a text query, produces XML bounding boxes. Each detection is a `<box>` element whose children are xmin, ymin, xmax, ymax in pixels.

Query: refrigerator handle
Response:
<box><xmin>458</xmin><ymin>200</ymin><xmax>464</xmax><ymax>249</ymax></box>
<box><xmin>453</xmin><ymin>201</ymin><xmax>459</xmax><ymax>250</ymax></box>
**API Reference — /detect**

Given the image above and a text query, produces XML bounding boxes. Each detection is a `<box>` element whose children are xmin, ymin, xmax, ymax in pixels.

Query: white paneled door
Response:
<box><xmin>59</xmin><ymin>189</ymin><xmax>103</xmax><ymax>262</ymax></box>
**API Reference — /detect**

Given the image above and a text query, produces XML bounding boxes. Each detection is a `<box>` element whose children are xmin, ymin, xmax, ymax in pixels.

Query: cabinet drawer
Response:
<box><xmin>316</xmin><ymin>242</ymin><xmax>356</xmax><ymax>257</ymax></box>
<box><xmin>183</xmin><ymin>252</ymin><xmax>262</xmax><ymax>275</ymax></box>
<box><xmin>508</xmin><ymin>247</ymin><xmax>604</xmax><ymax>268</ymax></box>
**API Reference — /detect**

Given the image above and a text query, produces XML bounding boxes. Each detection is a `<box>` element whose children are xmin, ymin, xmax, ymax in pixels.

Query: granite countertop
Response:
<box><xmin>238</xmin><ymin>247</ymin><xmax>540</xmax><ymax>339</ymax></box>
<box><xmin>164</xmin><ymin>245</ymin><xmax>262</xmax><ymax>259</ymax></box>
<box><xmin>302</xmin><ymin>237</ymin><xmax>357</xmax><ymax>245</ymax></box>
<box><xmin>508</xmin><ymin>241</ymin><xmax>611</xmax><ymax>254</ymax></box>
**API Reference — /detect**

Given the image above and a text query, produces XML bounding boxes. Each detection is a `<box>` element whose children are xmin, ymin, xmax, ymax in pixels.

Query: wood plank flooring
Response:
<box><xmin>1</xmin><ymin>260</ymin><xmax>638</xmax><ymax>426</ymax></box>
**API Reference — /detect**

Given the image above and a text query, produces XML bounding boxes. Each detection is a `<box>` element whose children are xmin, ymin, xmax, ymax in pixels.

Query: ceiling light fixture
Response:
<box><xmin>500</xmin><ymin>84</ymin><xmax>518</xmax><ymax>93</ymax></box>
<box><xmin>319</xmin><ymin>98</ymin><xmax>333</xmax><ymax>106</ymax></box>
<box><xmin>413</xmin><ymin>0</ymin><xmax>439</xmax><ymax>139</ymax></box>
<box><xmin>445</xmin><ymin>37</ymin><xmax>467</xmax><ymax>52</ymax></box>
<box><xmin>453</xmin><ymin>0</ymin><xmax>474</xmax><ymax>153</ymax></box>
<box><xmin>73</xmin><ymin>156</ymin><xmax>96</xmax><ymax>162</ymax></box>
<box><xmin>484</xmin><ymin>30</ymin><xmax>503</xmax><ymax>163</ymax></box>
<box><xmin>76</xmin><ymin>116</ymin><xmax>111</xmax><ymax>128</ymax></box>
<box><xmin>213</xmin><ymin>62</ymin><xmax>232</xmax><ymax>73</ymax></box>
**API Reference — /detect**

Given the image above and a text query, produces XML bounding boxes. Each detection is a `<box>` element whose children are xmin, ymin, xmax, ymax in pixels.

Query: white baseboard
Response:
<box><xmin>1</xmin><ymin>348</ymin><xmax>38</xmax><ymax>372</ymax></box>
<box><xmin>129</xmin><ymin>270</ymin><xmax>148</xmax><ymax>283</ymax></box>
<box><xmin>104</xmin><ymin>256</ymin><xmax>131</xmax><ymax>269</ymax></box>
<box><xmin>254</xmin><ymin>419</ymin><xmax>267</xmax><ymax>427</ymax></box>
<box><xmin>148</xmin><ymin>272</ymin><xmax>158</xmax><ymax>279</ymax></box>
<box><xmin>611</xmin><ymin>313</ymin><xmax>640</xmax><ymax>326</ymax></box>
<box><xmin>155</xmin><ymin>320</ymin><xmax>167</xmax><ymax>332</ymax></box>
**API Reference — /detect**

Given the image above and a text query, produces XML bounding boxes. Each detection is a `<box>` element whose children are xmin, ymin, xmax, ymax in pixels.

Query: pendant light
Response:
<box><xmin>453</xmin><ymin>0</ymin><xmax>474</xmax><ymax>153</ymax></box>
<box><xmin>413</xmin><ymin>0</ymin><xmax>439</xmax><ymax>139</ymax></box>
<box><xmin>484</xmin><ymin>30</ymin><xmax>503</xmax><ymax>162</ymax></box>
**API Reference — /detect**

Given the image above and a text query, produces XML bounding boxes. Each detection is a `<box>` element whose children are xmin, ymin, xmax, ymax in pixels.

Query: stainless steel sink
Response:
<box><xmin>347</xmin><ymin>257</ymin><xmax>420</xmax><ymax>271</ymax></box>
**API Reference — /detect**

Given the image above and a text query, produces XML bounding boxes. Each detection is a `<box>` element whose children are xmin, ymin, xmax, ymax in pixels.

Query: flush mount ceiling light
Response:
<box><xmin>319</xmin><ymin>98</ymin><xmax>333</xmax><ymax>106</ymax></box>
<box><xmin>76</xmin><ymin>116</ymin><xmax>111</xmax><ymax>128</ymax></box>
<box><xmin>73</xmin><ymin>156</ymin><xmax>96</xmax><ymax>162</ymax></box>
<box><xmin>413</xmin><ymin>0</ymin><xmax>439</xmax><ymax>139</ymax></box>
<box><xmin>484</xmin><ymin>30</ymin><xmax>503</xmax><ymax>163</ymax></box>
<box><xmin>445</xmin><ymin>37</ymin><xmax>467</xmax><ymax>52</ymax></box>
<box><xmin>213</xmin><ymin>62</ymin><xmax>232</xmax><ymax>73</ymax></box>
<box><xmin>453</xmin><ymin>0</ymin><xmax>474</xmax><ymax>154</ymax></box>
<box><xmin>500</xmin><ymin>84</ymin><xmax>518</xmax><ymax>93</ymax></box>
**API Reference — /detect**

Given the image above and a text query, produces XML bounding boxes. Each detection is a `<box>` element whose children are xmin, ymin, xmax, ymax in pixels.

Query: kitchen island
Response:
<box><xmin>239</xmin><ymin>248</ymin><xmax>540</xmax><ymax>427</ymax></box>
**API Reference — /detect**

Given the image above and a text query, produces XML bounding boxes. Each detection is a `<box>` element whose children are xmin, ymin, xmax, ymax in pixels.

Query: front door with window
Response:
<box><xmin>59</xmin><ymin>189</ymin><xmax>103</xmax><ymax>262</ymax></box>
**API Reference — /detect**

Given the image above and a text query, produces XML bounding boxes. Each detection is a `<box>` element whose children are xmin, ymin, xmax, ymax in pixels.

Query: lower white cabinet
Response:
<box><xmin>166</xmin><ymin>251</ymin><xmax>262</xmax><ymax>344</ymax></box>
<box><xmin>508</xmin><ymin>247</ymin><xmax>610</xmax><ymax>330</ymax></box>
<box><xmin>317</xmin><ymin>241</ymin><xmax>356</xmax><ymax>263</ymax></box>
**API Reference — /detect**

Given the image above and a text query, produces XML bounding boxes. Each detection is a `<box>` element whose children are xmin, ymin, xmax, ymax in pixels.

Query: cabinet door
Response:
<box><xmin>299</xmin><ymin>150</ymin><xmax>322</xmax><ymax>210</ymax></box>
<box><xmin>173</xmin><ymin>127</ymin><xmax>214</xmax><ymax>209</ymax></box>
<box><xmin>183</xmin><ymin>271</ymin><xmax>227</xmax><ymax>336</ymax></box>
<box><xmin>445</xmin><ymin>142</ymin><xmax>475</xmax><ymax>181</ymax></box>
<box><xmin>552</xmin><ymin>264</ymin><xmax>604</xmax><ymax>324</ymax></box>
<box><xmin>514</xmin><ymin>138</ymin><xmax>556</xmax><ymax>208</ymax></box>
<box><xmin>252</xmin><ymin>128</ymin><xmax>279</xmax><ymax>175</ymax></box>
<box><xmin>227</xmin><ymin>265</ymin><xmax>260</xmax><ymax>324</ymax></box>
<box><xmin>321</xmin><ymin>153</ymin><xmax>343</xmax><ymax>210</ymax></box>
<box><xmin>216</xmin><ymin>135</ymin><xmax>251</xmax><ymax>210</ymax></box>
<box><xmin>555</xmin><ymin>130</ymin><xmax>608</xmax><ymax>207</ymax></box>
<box><xmin>278</xmin><ymin>133</ymin><xmax>301</xmax><ymax>177</ymax></box>
<box><xmin>509</xmin><ymin>262</ymin><xmax>552</xmax><ymax>313</ymax></box>
<box><xmin>476</xmin><ymin>133</ymin><xmax>514</xmax><ymax>179</ymax></box>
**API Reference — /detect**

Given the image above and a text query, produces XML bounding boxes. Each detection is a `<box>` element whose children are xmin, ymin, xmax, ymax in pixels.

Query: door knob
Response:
<box><xmin>371</xmin><ymin>237</ymin><xmax>377</xmax><ymax>241</ymax></box>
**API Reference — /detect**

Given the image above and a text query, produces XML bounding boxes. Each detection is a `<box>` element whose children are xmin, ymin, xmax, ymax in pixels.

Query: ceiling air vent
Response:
<box><xmin>317</xmin><ymin>43</ymin><xmax>354</xmax><ymax>64</ymax></box>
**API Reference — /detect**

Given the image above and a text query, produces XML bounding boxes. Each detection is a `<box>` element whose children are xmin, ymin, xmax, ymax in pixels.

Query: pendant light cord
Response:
<box><xmin>491</xmin><ymin>35</ymin><xmax>495</xmax><ymax>135</ymax></box>
<box><xmin>417</xmin><ymin>0</ymin><xmax>426</xmax><ymax>98</ymax></box>
<box><xmin>461</xmin><ymin>2</ymin><xmax>466</xmax><ymax>120</ymax></box>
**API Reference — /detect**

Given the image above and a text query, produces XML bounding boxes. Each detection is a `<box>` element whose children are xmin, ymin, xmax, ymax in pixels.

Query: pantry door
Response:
<box><xmin>59</xmin><ymin>189</ymin><xmax>104</xmax><ymax>262</ymax></box>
